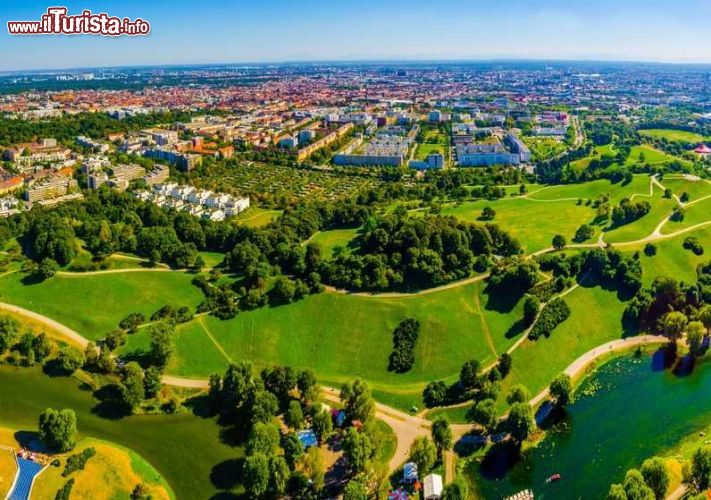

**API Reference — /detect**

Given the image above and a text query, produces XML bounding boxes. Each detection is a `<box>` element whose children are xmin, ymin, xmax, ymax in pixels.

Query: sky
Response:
<box><xmin>1</xmin><ymin>0</ymin><xmax>711</xmax><ymax>71</ymax></box>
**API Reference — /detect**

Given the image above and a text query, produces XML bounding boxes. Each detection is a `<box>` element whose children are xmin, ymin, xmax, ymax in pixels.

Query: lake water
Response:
<box><xmin>474</xmin><ymin>352</ymin><xmax>711</xmax><ymax>499</ymax></box>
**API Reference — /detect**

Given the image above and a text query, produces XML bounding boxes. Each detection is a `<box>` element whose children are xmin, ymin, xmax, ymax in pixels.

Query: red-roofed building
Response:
<box><xmin>694</xmin><ymin>144</ymin><xmax>711</xmax><ymax>156</ymax></box>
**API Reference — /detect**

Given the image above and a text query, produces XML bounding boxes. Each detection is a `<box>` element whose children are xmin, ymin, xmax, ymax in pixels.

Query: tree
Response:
<box><xmin>39</xmin><ymin>408</ymin><xmax>77</xmax><ymax>452</ymax></box>
<box><xmin>523</xmin><ymin>295</ymin><xmax>540</xmax><ymax>326</ymax></box>
<box><xmin>498</xmin><ymin>352</ymin><xmax>513</xmax><ymax>378</ymax></box>
<box><xmin>250</xmin><ymin>390</ymin><xmax>279</xmax><ymax>424</ymax></box>
<box><xmin>269</xmin><ymin>456</ymin><xmax>290</xmax><ymax>496</ymax></box>
<box><xmin>644</xmin><ymin>243</ymin><xmax>657</xmax><ymax>257</ymax></box>
<box><xmin>389</xmin><ymin>318</ymin><xmax>420</xmax><ymax>373</ymax></box>
<box><xmin>575</xmin><ymin>224</ymin><xmax>595</xmax><ymax>242</ymax></box>
<box><xmin>623</xmin><ymin>469</ymin><xmax>655</xmax><ymax>500</ymax></box>
<box><xmin>470</xmin><ymin>398</ymin><xmax>497</xmax><ymax>430</ymax></box>
<box><xmin>302</xmin><ymin>447</ymin><xmax>325</xmax><ymax>492</ymax></box>
<box><xmin>687</xmin><ymin>321</ymin><xmax>705</xmax><ymax>358</ymax></box>
<box><xmin>143</xmin><ymin>366</ymin><xmax>163</xmax><ymax>398</ymax></box>
<box><xmin>552</xmin><ymin>234</ymin><xmax>567</xmax><ymax>250</ymax></box>
<box><xmin>459</xmin><ymin>359</ymin><xmax>482</xmax><ymax>391</ymax></box>
<box><xmin>480</xmin><ymin>206</ymin><xmax>496</xmax><ymax>221</ymax></box>
<box><xmin>431</xmin><ymin>418</ymin><xmax>453</xmax><ymax>458</ymax></box>
<box><xmin>409</xmin><ymin>436</ymin><xmax>437</xmax><ymax>475</ymax></box>
<box><xmin>38</xmin><ymin>258</ymin><xmax>58</xmax><ymax>280</ymax></box>
<box><xmin>343</xmin><ymin>476</ymin><xmax>369</xmax><ymax>500</ymax></box>
<box><xmin>0</xmin><ymin>315</ymin><xmax>20</xmax><ymax>353</ymax></box>
<box><xmin>285</xmin><ymin>400</ymin><xmax>304</xmax><ymax>429</ymax></box>
<box><xmin>57</xmin><ymin>347</ymin><xmax>85</xmax><ymax>375</ymax></box>
<box><xmin>698</xmin><ymin>305</ymin><xmax>711</xmax><ymax>335</ymax></box>
<box><xmin>243</xmin><ymin>453</ymin><xmax>270</xmax><ymax>498</ymax></box>
<box><xmin>549</xmin><ymin>373</ymin><xmax>573</xmax><ymax>408</ymax></box>
<box><xmin>148</xmin><ymin>322</ymin><xmax>174</xmax><ymax>368</ymax></box>
<box><xmin>607</xmin><ymin>483</ymin><xmax>628</xmax><ymax>500</ymax></box>
<box><xmin>342</xmin><ymin>427</ymin><xmax>374</xmax><ymax>473</ymax></box>
<box><xmin>442</xmin><ymin>480</ymin><xmax>469</xmax><ymax>500</ymax></box>
<box><xmin>246</xmin><ymin>422</ymin><xmax>280</xmax><ymax>456</ymax></box>
<box><xmin>641</xmin><ymin>457</ymin><xmax>669</xmax><ymax>500</ymax></box>
<box><xmin>103</xmin><ymin>329</ymin><xmax>127</xmax><ymax>352</ymax></box>
<box><xmin>312</xmin><ymin>408</ymin><xmax>333</xmax><ymax>443</ymax></box>
<box><xmin>120</xmin><ymin>362</ymin><xmax>145</xmax><ymax>411</ymax></box>
<box><xmin>663</xmin><ymin>311</ymin><xmax>688</xmax><ymax>343</ymax></box>
<box><xmin>423</xmin><ymin>380</ymin><xmax>448</xmax><ymax>407</ymax></box>
<box><xmin>685</xmin><ymin>447</ymin><xmax>711</xmax><ymax>493</ymax></box>
<box><xmin>507</xmin><ymin>403</ymin><xmax>534</xmax><ymax>444</ymax></box>
<box><xmin>32</xmin><ymin>332</ymin><xmax>52</xmax><ymax>360</ymax></box>
<box><xmin>507</xmin><ymin>384</ymin><xmax>531</xmax><ymax>405</ymax></box>
<box><xmin>340</xmin><ymin>379</ymin><xmax>375</xmax><ymax>423</ymax></box>
<box><xmin>297</xmin><ymin>369</ymin><xmax>318</xmax><ymax>403</ymax></box>
<box><xmin>281</xmin><ymin>432</ymin><xmax>304</xmax><ymax>470</ymax></box>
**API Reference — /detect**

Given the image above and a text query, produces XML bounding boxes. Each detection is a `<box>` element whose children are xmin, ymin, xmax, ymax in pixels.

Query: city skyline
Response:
<box><xmin>2</xmin><ymin>0</ymin><xmax>711</xmax><ymax>71</ymax></box>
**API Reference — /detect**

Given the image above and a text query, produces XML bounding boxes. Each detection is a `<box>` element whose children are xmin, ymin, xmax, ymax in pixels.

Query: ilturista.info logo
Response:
<box><xmin>7</xmin><ymin>7</ymin><xmax>150</xmax><ymax>36</ymax></box>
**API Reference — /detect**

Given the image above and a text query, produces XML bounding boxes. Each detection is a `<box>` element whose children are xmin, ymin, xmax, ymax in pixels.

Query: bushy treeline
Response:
<box><xmin>528</xmin><ymin>298</ymin><xmax>571</xmax><ymax>340</ymax></box>
<box><xmin>623</xmin><ymin>262</ymin><xmax>711</xmax><ymax>334</ymax></box>
<box><xmin>389</xmin><ymin>319</ymin><xmax>420</xmax><ymax>373</ymax></box>
<box><xmin>0</xmin><ymin>111</ymin><xmax>198</xmax><ymax>146</ymax></box>
<box><xmin>611</xmin><ymin>198</ymin><xmax>652</xmax><ymax>227</ymax></box>
<box><xmin>324</xmin><ymin>213</ymin><xmax>522</xmax><ymax>291</ymax></box>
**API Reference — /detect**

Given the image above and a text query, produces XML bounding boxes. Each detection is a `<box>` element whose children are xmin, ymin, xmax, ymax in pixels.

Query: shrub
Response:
<box><xmin>62</xmin><ymin>447</ymin><xmax>96</xmax><ymax>477</ymax></box>
<box><xmin>684</xmin><ymin>237</ymin><xmax>704</xmax><ymax>256</ymax></box>
<box><xmin>389</xmin><ymin>319</ymin><xmax>420</xmax><ymax>373</ymax></box>
<box><xmin>528</xmin><ymin>298</ymin><xmax>571</xmax><ymax>340</ymax></box>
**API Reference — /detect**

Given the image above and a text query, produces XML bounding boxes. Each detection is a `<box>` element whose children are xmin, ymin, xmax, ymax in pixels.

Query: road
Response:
<box><xmin>320</xmin><ymin>386</ymin><xmax>432</xmax><ymax>473</ymax></box>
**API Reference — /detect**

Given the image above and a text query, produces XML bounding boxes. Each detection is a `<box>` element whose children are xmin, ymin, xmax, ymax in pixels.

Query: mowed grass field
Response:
<box><xmin>639</xmin><ymin>129</ymin><xmax>710</xmax><ymax>143</ymax></box>
<box><xmin>234</xmin><ymin>207</ymin><xmax>283</xmax><ymax>228</ymax></box>
<box><xmin>0</xmin><ymin>271</ymin><xmax>204</xmax><ymax>339</ymax></box>
<box><xmin>32</xmin><ymin>438</ymin><xmax>172</xmax><ymax>500</ymax></box>
<box><xmin>308</xmin><ymin>228</ymin><xmax>360</xmax><ymax>258</ymax></box>
<box><xmin>603</xmin><ymin>187</ymin><xmax>677</xmax><ymax>244</ymax></box>
<box><xmin>125</xmin><ymin>280</ymin><xmax>525</xmax><ymax>409</ymax></box>
<box><xmin>442</xmin><ymin>198</ymin><xmax>593</xmax><ymax>253</ymax></box>
<box><xmin>625</xmin><ymin>225</ymin><xmax>711</xmax><ymax>287</ymax></box>
<box><xmin>0</xmin><ymin>365</ymin><xmax>245</xmax><ymax>499</ymax></box>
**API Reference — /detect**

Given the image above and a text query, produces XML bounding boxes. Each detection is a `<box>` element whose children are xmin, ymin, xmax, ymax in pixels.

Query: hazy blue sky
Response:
<box><xmin>2</xmin><ymin>0</ymin><xmax>711</xmax><ymax>71</ymax></box>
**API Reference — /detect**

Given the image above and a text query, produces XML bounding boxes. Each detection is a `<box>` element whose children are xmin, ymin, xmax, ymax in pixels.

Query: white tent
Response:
<box><xmin>423</xmin><ymin>473</ymin><xmax>443</xmax><ymax>500</ymax></box>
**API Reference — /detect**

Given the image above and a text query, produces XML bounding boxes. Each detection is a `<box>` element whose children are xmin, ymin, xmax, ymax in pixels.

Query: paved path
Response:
<box><xmin>0</xmin><ymin>301</ymin><xmax>89</xmax><ymax>348</ymax></box>
<box><xmin>666</xmin><ymin>485</ymin><xmax>686</xmax><ymax>500</ymax></box>
<box><xmin>320</xmin><ymin>386</ymin><xmax>431</xmax><ymax>473</ymax></box>
<box><xmin>56</xmin><ymin>267</ymin><xmax>174</xmax><ymax>277</ymax></box>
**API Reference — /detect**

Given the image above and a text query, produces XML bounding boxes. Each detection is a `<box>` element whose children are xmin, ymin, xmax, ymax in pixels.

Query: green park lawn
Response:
<box><xmin>308</xmin><ymin>228</ymin><xmax>360</xmax><ymax>258</ymax></box>
<box><xmin>0</xmin><ymin>271</ymin><xmax>204</xmax><ymax>339</ymax></box>
<box><xmin>603</xmin><ymin>190</ymin><xmax>677</xmax><ymax>244</ymax></box>
<box><xmin>442</xmin><ymin>196</ymin><xmax>594</xmax><ymax>254</ymax></box>
<box><xmin>661</xmin><ymin>176</ymin><xmax>711</xmax><ymax>203</ymax></box>
<box><xmin>416</xmin><ymin>143</ymin><xmax>447</xmax><ymax>160</ymax></box>
<box><xmin>626</xmin><ymin>225</ymin><xmax>711</xmax><ymax>287</ymax></box>
<box><xmin>569</xmin><ymin>143</ymin><xmax>616</xmax><ymax>172</ymax></box>
<box><xmin>639</xmin><ymin>129</ymin><xmax>710</xmax><ymax>143</ymax></box>
<box><xmin>125</xmin><ymin>280</ymin><xmax>525</xmax><ymax>410</ymax></box>
<box><xmin>234</xmin><ymin>207</ymin><xmax>282</xmax><ymax>228</ymax></box>
<box><xmin>527</xmin><ymin>175</ymin><xmax>651</xmax><ymax>204</ymax></box>
<box><xmin>0</xmin><ymin>365</ymin><xmax>244</xmax><ymax>499</ymax></box>
<box><xmin>662</xmin><ymin>196</ymin><xmax>711</xmax><ymax>234</ymax></box>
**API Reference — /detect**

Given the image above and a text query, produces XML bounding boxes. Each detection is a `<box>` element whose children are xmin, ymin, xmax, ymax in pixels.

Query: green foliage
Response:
<box><xmin>342</xmin><ymin>426</ymin><xmax>375</xmax><ymax>473</ymax></box>
<box><xmin>507</xmin><ymin>384</ymin><xmax>531</xmax><ymax>405</ymax></box>
<box><xmin>408</xmin><ymin>436</ymin><xmax>437</xmax><ymax>475</ymax></box>
<box><xmin>39</xmin><ymin>408</ymin><xmax>77</xmax><ymax>452</ymax></box>
<box><xmin>54</xmin><ymin>478</ymin><xmax>75</xmax><ymax>500</ymax></box>
<box><xmin>62</xmin><ymin>447</ymin><xmax>96</xmax><ymax>477</ymax></box>
<box><xmin>470</xmin><ymin>398</ymin><xmax>496</xmax><ymax>430</ymax></box>
<box><xmin>340</xmin><ymin>379</ymin><xmax>375</xmax><ymax>423</ymax></box>
<box><xmin>148</xmin><ymin>321</ymin><xmax>174</xmax><ymax>368</ymax></box>
<box><xmin>246</xmin><ymin>422</ymin><xmax>280</xmax><ymax>456</ymax></box>
<box><xmin>550</xmin><ymin>373</ymin><xmax>574</xmax><ymax>407</ymax></box>
<box><xmin>56</xmin><ymin>347</ymin><xmax>85</xmax><ymax>375</ymax></box>
<box><xmin>243</xmin><ymin>452</ymin><xmax>270</xmax><ymax>498</ymax></box>
<box><xmin>507</xmin><ymin>403</ymin><xmax>534</xmax><ymax>443</ymax></box>
<box><xmin>529</xmin><ymin>298</ymin><xmax>571</xmax><ymax>340</ymax></box>
<box><xmin>640</xmin><ymin>457</ymin><xmax>670</xmax><ymax>500</ymax></box>
<box><xmin>432</xmin><ymin>417</ymin><xmax>453</xmax><ymax>455</ymax></box>
<box><xmin>685</xmin><ymin>447</ymin><xmax>711</xmax><ymax>493</ymax></box>
<box><xmin>285</xmin><ymin>400</ymin><xmax>304</xmax><ymax>429</ymax></box>
<box><xmin>389</xmin><ymin>318</ymin><xmax>420</xmax><ymax>373</ymax></box>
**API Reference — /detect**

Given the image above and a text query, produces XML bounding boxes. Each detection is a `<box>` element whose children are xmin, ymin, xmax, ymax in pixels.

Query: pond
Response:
<box><xmin>473</xmin><ymin>352</ymin><xmax>711</xmax><ymax>499</ymax></box>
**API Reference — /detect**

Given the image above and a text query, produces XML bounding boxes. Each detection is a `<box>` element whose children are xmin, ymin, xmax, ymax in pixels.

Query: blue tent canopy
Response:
<box><xmin>403</xmin><ymin>461</ymin><xmax>418</xmax><ymax>483</ymax></box>
<box><xmin>297</xmin><ymin>429</ymin><xmax>318</xmax><ymax>449</ymax></box>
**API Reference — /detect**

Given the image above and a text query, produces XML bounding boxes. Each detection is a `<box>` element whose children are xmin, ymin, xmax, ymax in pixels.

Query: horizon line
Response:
<box><xmin>3</xmin><ymin>56</ymin><xmax>711</xmax><ymax>76</ymax></box>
